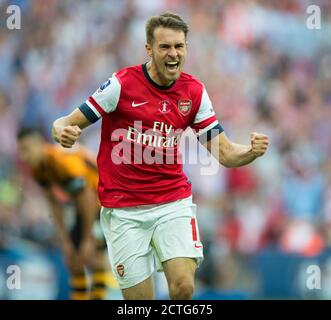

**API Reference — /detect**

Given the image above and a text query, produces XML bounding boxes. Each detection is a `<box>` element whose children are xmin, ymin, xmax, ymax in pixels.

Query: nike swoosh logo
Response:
<box><xmin>132</xmin><ymin>101</ymin><xmax>148</xmax><ymax>107</ymax></box>
<box><xmin>194</xmin><ymin>244</ymin><xmax>203</xmax><ymax>249</ymax></box>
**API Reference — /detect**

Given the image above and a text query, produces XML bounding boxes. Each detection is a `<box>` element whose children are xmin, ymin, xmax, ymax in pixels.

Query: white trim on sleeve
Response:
<box><xmin>86</xmin><ymin>100</ymin><xmax>101</xmax><ymax>118</ymax></box>
<box><xmin>193</xmin><ymin>88</ymin><xmax>216</xmax><ymax>125</ymax></box>
<box><xmin>196</xmin><ymin>120</ymin><xmax>219</xmax><ymax>136</ymax></box>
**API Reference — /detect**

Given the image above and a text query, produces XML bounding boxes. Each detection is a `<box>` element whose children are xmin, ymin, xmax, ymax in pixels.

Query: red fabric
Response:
<box><xmin>92</xmin><ymin>65</ymin><xmax>216</xmax><ymax>207</ymax></box>
<box><xmin>226</xmin><ymin>167</ymin><xmax>257</xmax><ymax>194</ymax></box>
<box><xmin>191</xmin><ymin>218</ymin><xmax>198</xmax><ymax>241</ymax></box>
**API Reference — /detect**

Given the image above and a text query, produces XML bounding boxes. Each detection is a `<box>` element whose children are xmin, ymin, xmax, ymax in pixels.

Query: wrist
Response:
<box><xmin>248</xmin><ymin>145</ymin><xmax>260</xmax><ymax>158</ymax></box>
<box><xmin>51</xmin><ymin>125</ymin><xmax>60</xmax><ymax>143</ymax></box>
<box><xmin>52</xmin><ymin>117</ymin><xmax>68</xmax><ymax>142</ymax></box>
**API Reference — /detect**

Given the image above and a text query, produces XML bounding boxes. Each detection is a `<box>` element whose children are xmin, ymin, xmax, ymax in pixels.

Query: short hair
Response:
<box><xmin>17</xmin><ymin>127</ymin><xmax>44</xmax><ymax>140</ymax></box>
<box><xmin>145</xmin><ymin>12</ymin><xmax>189</xmax><ymax>44</ymax></box>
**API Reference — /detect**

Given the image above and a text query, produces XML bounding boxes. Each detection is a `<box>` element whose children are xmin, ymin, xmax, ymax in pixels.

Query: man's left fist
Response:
<box><xmin>250</xmin><ymin>132</ymin><xmax>269</xmax><ymax>157</ymax></box>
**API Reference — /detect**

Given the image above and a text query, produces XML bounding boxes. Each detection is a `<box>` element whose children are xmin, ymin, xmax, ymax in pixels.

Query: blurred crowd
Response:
<box><xmin>1</xmin><ymin>0</ymin><xmax>331</xmax><ymax>299</ymax></box>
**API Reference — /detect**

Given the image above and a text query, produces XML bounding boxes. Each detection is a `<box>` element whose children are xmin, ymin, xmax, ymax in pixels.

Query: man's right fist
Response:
<box><xmin>53</xmin><ymin>125</ymin><xmax>82</xmax><ymax>148</ymax></box>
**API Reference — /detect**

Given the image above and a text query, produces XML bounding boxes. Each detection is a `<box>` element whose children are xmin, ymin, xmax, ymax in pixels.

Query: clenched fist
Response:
<box><xmin>250</xmin><ymin>132</ymin><xmax>269</xmax><ymax>157</ymax></box>
<box><xmin>53</xmin><ymin>125</ymin><xmax>82</xmax><ymax>148</ymax></box>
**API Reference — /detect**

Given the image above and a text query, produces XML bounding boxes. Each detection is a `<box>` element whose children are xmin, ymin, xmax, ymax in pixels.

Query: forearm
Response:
<box><xmin>47</xmin><ymin>193</ymin><xmax>71</xmax><ymax>243</ymax></box>
<box><xmin>205</xmin><ymin>131</ymin><xmax>267</xmax><ymax>168</ymax></box>
<box><xmin>52</xmin><ymin>117</ymin><xmax>71</xmax><ymax>143</ymax></box>
<box><xmin>74</xmin><ymin>187</ymin><xmax>98</xmax><ymax>240</ymax></box>
<box><xmin>222</xmin><ymin>142</ymin><xmax>257</xmax><ymax>168</ymax></box>
<box><xmin>52</xmin><ymin>108</ymin><xmax>91</xmax><ymax>147</ymax></box>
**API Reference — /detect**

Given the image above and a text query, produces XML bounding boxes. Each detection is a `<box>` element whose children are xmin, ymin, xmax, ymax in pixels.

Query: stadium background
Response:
<box><xmin>1</xmin><ymin>0</ymin><xmax>331</xmax><ymax>299</ymax></box>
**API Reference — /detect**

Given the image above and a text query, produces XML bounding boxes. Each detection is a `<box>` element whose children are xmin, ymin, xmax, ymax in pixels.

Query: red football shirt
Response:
<box><xmin>79</xmin><ymin>64</ymin><xmax>220</xmax><ymax>208</ymax></box>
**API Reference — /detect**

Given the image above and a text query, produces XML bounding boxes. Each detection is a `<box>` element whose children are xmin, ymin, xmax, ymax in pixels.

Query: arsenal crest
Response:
<box><xmin>116</xmin><ymin>264</ymin><xmax>125</xmax><ymax>277</ymax></box>
<box><xmin>178</xmin><ymin>99</ymin><xmax>192</xmax><ymax>116</ymax></box>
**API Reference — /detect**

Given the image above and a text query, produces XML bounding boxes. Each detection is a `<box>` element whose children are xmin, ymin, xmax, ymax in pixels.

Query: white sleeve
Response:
<box><xmin>85</xmin><ymin>74</ymin><xmax>121</xmax><ymax>117</ymax></box>
<box><xmin>191</xmin><ymin>88</ymin><xmax>218</xmax><ymax>135</ymax></box>
<box><xmin>193</xmin><ymin>88</ymin><xmax>216</xmax><ymax>124</ymax></box>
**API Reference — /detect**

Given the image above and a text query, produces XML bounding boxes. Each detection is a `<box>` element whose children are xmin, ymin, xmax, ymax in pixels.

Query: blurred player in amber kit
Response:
<box><xmin>17</xmin><ymin>128</ymin><xmax>115</xmax><ymax>300</ymax></box>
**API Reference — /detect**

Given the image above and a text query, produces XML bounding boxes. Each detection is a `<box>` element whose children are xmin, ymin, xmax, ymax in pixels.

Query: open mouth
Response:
<box><xmin>165</xmin><ymin>61</ymin><xmax>179</xmax><ymax>71</ymax></box>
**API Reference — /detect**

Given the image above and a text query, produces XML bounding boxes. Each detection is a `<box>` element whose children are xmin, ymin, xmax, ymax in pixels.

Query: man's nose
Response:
<box><xmin>168</xmin><ymin>46</ymin><xmax>178</xmax><ymax>58</ymax></box>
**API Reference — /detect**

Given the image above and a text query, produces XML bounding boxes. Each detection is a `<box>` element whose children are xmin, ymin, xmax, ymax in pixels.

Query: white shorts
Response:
<box><xmin>100</xmin><ymin>196</ymin><xmax>204</xmax><ymax>289</ymax></box>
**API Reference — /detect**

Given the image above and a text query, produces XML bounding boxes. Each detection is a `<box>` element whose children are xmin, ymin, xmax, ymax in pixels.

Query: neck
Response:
<box><xmin>146</xmin><ymin>61</ymin><xmax>174</xmax><ymax>87</ymax></box>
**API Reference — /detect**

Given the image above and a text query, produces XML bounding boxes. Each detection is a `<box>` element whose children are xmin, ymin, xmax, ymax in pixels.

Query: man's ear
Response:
<box><xmin>145</xmin><ymin>43</ymin><xmax>152</xmax><ymax>58</ymax></box>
